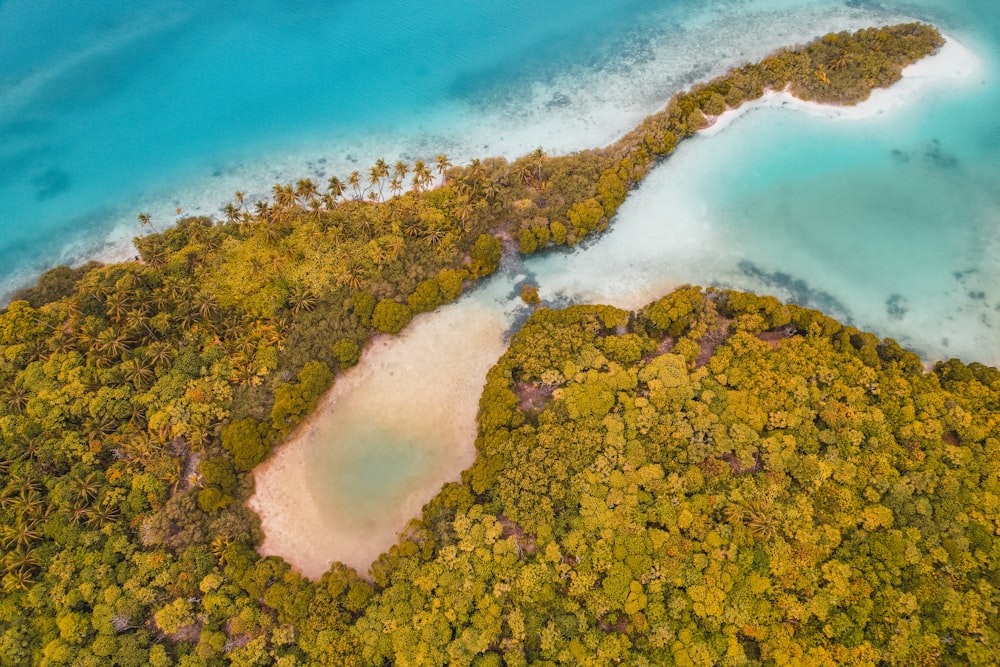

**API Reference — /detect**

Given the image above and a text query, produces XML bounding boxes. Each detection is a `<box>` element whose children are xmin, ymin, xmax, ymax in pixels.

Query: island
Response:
<box><xmin>1</xmin><ymin>22</ymin><xmax>996</xmax><ymax>666</ymax></box>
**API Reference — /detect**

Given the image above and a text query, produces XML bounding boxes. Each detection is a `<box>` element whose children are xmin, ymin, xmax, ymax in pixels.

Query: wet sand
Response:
<box><xmin>247</xmin><ymin>297</ymin><xmax>508</xmax><ymax>578</ymax></box>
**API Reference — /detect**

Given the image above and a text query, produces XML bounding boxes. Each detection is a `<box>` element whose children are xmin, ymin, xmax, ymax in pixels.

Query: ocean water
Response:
<box><xmin>0</xmin><ymin>0</ymin><xmax>692</xmax><ymax>290</ymax></box>
<box><xmin>2</xmin><ymin>0</ymin><xmax>981</xmax><ymax>295</ymax></box>
<box><xmin>8</xmin><ymin>1</ymin><xmax>1000</xmax><ymax>572</ymax></box>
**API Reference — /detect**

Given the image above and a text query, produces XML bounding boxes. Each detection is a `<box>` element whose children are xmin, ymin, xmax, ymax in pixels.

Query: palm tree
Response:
<box><xmin>2</xmin><ymin>564</ymin><xmax>37</xmax><ymax>592</ymax></box>
<box><xmin>435</xmin><ymin>154</ymin><xmax>452</xmax><ymax>182</ymax></box>
<box><xmin>369</xmin><ymin>158</ymin><xmax>390</xmax><ymax>201</ymax></box>
<box><xmin>1</xmin><ymin>384</ymin><xmax>30</xmax><ymax>414</ymax></box>
<box><xmin>222</xmin><ymin>202</ymin><xmax>239</xmax><ymax>225</ymax></box>
<box><xmin>93</xmin><ymin>328</ymin><xmax>130</xmax><ymax>365</ymax></box>
<box><xmin>374</xmin><ymin>157</ymin><xmax>390</xmax><ymax>181</ymax></box>
<box><xmin>483</xmin><ymin>179</ymin><xmax>504</xmax><ymax>209</ymax></box>
<box><xmin>334</xmin><ymin>259</ymin><xmax>363</xmax><ymax>290</ymax></box>
<box><xmin>10</xmin><ymin>489</ymin><xmax>44</xmax><ymax>518</ymax></box>
<box><xmin>72</xmin><ymin>472</ymin><xmax>102</xmax><ymax>502</ymax></box>
<box><xmin>421</xmin><ymin>225</ymin><xmax>446</xmax><ymax>247</ymax></box>
<box><xmin>368</xmin><ymin>166</ymin><xmax>383</xmax><ymax>201</ymax></box>
<box><xmin>327</xmin><ymin>176</ymin><xmax>345</xmax><ymax>201</ymax></box>
<box><xmin>86</xmin><ymin>416</ymin><xmax>118</xmax><ymax>444</ymax></box>
<box><xmin>295</xmin><ymin>178</ymin><xmax>319</xmax><ymax>205</ymax></box>
<box><xmin>386</xmin><ymin>234</ymin><xmax>406</xmax><ymax>261</ymax></box>
<box><xmin>393</xmin><ymin>160</ymin><xmax>409</xmax><ymax>185</ymax></box>
<box><xmin>403</xmin><ymin>213</ymin><xmax>424</xmax><ymax>236</ymax></box>
<box><xmin>2</xmin><ymin>548</ymin><xmax>38</xmax><ymax>591</ymax></box>
<box><xmin>104</xmin><ymin>291</ymin><xmax>130</xmax><ymax>324</ymax></box>
<box><xmin>455</xmin><ymin>197</ymin><xmax>476</xmax><ymax>227</ymax></box>
<box><xmin>230</xmin><ymin>357</ymin><xmax>260</xmax><ymax>387</ymax></box>
<box><xmin>140</xmin><ymin>238</ymin><xmax>168</xmax><ymax>269</ymax></box>
<box><xmin>272</xmin><ymin>183</ymin><xmax>297</xmax><ymax>209</ymax></box>
<box><xmin>389</xmin><ymin>177</ymin><xmax>403</xmax><ymax>198</ymax></box>
<box><xmin>260</xmin><ymin>220</ymin><xmax>283</xmax><ymax>244</ymax></box>
<box><xmin>25</xmin><ymin>339</ymin><xmax>48</xmax><ymax>363</ymax></box>
<box><xmin>0</xmin><ymin>519</ymin><xmax>41</xmax><ymax>550</ymax></box>
<box><xmin>125</xmin><ymin>309</ymin><xmax>157</xmax><ymax>345</ymax></box>
<box><xmin>0</xmin><ymin>484</ymin><xmax>18</xmax><ymax>510</ymax></box>
<box><xmin>197</xmin><ymin>294</ymin><xmax>221</xmax><ymax>322</ymax></box>
<box><xmin>512</xmin><ymin>160</ymin><xmax>531</xmax><ymax>187</ymax></box>
<box><xmin>530</xmin><ymin>147</ymin><xmax>547</xmax><ymax>183</ymax></box>
<box><xmin>137</xmin><ymin>212</ymin><xmax>157</xmax><ymax>233</ymax></box>
<box><xmin>85</xmin><ymin>499</ymin><xmax>120</xmax><ymax>529</ymax></box>
<box><xmin>288</xmin><ymin>285</ymin><xmax>317</xmax><ymax>314</ymax></box>
<box><xmin>412</xmin><ymin>160</ymin><xmax>433</xmax><ymax>193</ymax></box>
<box><xmin>148</xmin><ymin>342</ymin><xmax>175</xmax><ymax>370</ymax></box>
<box><xmin>254</xmin><ymin>200</ymin><xmax>272</xmax><ymax>224</ymax></box>
<box><xmin>348</xmin><ymin>171</ymin><xmax>362</xmax><ymax>200</ymax></box>
<box><xmin>121</xmin><ymin>355</ymin><xmax>155</xmax><ymax>389</ymax></box>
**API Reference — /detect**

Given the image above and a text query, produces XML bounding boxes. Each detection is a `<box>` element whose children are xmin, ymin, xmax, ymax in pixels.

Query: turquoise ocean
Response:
<box><xmin>3</xmin><ymin>0</ymin><xmax>998</xmax><ymax>364</ymax></box>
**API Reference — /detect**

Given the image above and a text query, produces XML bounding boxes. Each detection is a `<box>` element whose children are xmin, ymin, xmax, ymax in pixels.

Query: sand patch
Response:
<box><xmin>248</xmin><ymin>297</ymin><xmax>508</xmax><ymax>578</ymax></box>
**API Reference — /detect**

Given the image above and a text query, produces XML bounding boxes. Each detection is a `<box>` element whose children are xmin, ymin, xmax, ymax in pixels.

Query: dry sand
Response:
<box><xmin>247</xmin><ymin>297</ymin><xmax>508</xmax><ymax>578</ymax></box>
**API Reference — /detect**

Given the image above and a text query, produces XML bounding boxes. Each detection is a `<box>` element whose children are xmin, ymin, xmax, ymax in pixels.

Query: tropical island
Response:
<box><xmin>1</xmin><ymin>22</ymin><xmax>997</xmax><ymax>666</ymax></box>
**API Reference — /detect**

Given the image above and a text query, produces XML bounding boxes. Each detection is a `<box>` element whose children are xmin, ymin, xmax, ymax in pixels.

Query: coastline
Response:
<box><xmin>79</xmin><ymin>32</ymin><xmax>978</xmax><ymax>276</ymax></box>
<box><xmin>245</xmin><ymin>30</ymin><xmax>991</xmax><ymax>578</ymax></box>
<box><xmin>525</xmin><ymin>33</ymin><xmax>994</xmax><ymax>367</ymax></box>
<box><xmin>700</xmin><ymin>34</ymin><xmax>983</xmax><ymax>137</ymax></box>
<box><xmin>13</xmin><ymin>9</ymin><xmax>920</xmax><ymax>301</ymax></box>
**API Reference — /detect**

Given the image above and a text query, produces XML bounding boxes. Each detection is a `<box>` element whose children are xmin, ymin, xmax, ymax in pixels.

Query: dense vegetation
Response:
<box><xmin>435</xmin><ymin>288</ymin><xmax>999</xmax><ymax>665</ymax></box>
<box><xmin>0</xmin><ymin>23</ymin><xmax>967</xmax><ymax>666</ymax></box>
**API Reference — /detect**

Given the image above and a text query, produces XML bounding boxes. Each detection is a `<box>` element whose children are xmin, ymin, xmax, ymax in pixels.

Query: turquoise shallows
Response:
<box><xmin>2</xmin><ymin>0</ymin><xmax>998</xmax><ymax>363</ymax></box>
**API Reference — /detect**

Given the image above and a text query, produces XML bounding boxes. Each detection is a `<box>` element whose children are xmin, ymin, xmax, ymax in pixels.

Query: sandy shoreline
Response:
<box><xmin>700</xmin><ymin>35</ymin><xmax>983</xmax><ymax>137</ymax></box>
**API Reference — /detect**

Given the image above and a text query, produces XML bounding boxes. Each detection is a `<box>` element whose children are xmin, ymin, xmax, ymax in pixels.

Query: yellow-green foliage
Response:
<box><xmin>377</xmin><ymin>287</ymin><xmax>998</xmax><ymax>665</ymax></box>
<box><xmin>0</xmin><ymin>23</ymin><xmax>951</xmax><ymax>666</ymax></box>
<box><xmin>503</xmin><ymin>22</ymin><xmax>944</xmax><ymax>258</ymax></box>
<box><xmin>372</xmin><ymin>298</ymin><xmax>413</xmax><ymax>334</ymax></box>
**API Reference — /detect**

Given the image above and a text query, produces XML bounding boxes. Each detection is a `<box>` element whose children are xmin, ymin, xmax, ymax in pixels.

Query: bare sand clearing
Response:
<box><xmin>700</xmin><ymin>35</ymin><xmax>983</xmax><ymax>138</ymax></box>
<box><xmin>248</xmin><ymin>298</ymin><xmax>509</xmax><ymax>578</ymax></box>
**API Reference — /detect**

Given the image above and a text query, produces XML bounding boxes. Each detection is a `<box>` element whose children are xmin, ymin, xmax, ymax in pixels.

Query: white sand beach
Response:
<box><xmin>701</xmin><ymin>35</ymin><xmax>983</xmax><ymax>138</ymax></box>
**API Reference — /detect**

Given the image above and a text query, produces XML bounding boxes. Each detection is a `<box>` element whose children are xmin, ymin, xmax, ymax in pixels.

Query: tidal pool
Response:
<box><xmin>248</xmin><ymin>296</ymin><xmax>508</xmax><ymax>578</ymax></box>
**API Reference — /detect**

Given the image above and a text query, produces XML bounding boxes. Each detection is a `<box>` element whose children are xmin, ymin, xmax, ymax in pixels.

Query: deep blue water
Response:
<box><xmin>2</xmin><ymin>0</ymin><xmax>999</xmax><ymax>362</ymax></box>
